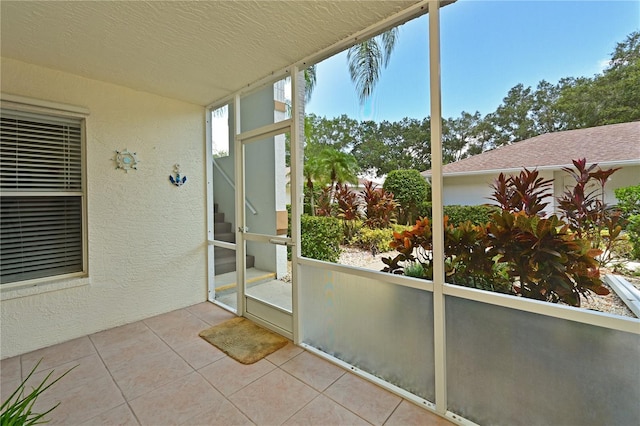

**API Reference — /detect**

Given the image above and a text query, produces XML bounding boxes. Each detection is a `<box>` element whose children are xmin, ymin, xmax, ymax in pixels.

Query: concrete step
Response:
<box><xmin>214</xmin><ymin>246</ymin><xmax>235</xmax><ymax>258</ymax></box>
<box><xmin>214</xmin><ymin>222</ymin><xmax>232</xmax><ymax>234</ymax></box>
<box><xmin>214</xmin><ymin>268</ymin><xmax>277</xmax><ymax>294</ymax></box>
<box><xmin>214</xmin><ymin>232</ymin><xmax>235</xmax><ymax>243</ymax></box>
<box><xmin>214</xmin><ymin>254</ymin><xmax>255</xmax><ymax>275</ymax></box>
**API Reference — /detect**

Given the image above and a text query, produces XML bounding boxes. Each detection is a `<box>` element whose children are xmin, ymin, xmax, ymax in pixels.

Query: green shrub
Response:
<box><xmin>615</xmin><ymin>184</ymin><xmax>640</xmax><ymax>218</ymax></box>
<box><xmin>404</xmin><ymin>262</ymin><xmax>425</xmax><ymax>278</ymax></box>
<box><xmin>627</xmin><ymin>214</ymin><xmax>640</xmax><ymax>260</ymax></box>
<box><xmin>418</xmin><ymin>203</ymin><xmax>497</xmax><ymax>227</ymax></box>
<box><xmin>350</xmin><ymin>226</ymin><xmax>397</xmax><ymax>253</ymax></box>
<box><xmin>443</xmin><ymin>205</ymin><xmax>498</xmax><ymax>227</ymax></box>
<box><xmin>418</xmin><ymin>201</ymin><xmax>432</xmax><ymax>220</ymax></box>
<box><xmin>301</xmin><ymin>214</ymin><xmax>342</xmax><ymax>262</ymax></box>
<box><xmin>383</xmin><ymin>169</ymin><xmax>431</xmax><ymax>225</ymax></box>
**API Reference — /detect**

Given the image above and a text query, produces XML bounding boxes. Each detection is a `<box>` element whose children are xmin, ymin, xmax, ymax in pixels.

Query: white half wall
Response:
<box><xmin>1</xmin><ymin>58</ymin><xmax>207</xmax><ymax>358</ymax></box>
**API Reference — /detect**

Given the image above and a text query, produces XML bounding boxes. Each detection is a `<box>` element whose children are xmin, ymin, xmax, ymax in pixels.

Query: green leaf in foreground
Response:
<box><xmin>1</xmin><ymin>359</ymin><xmax>76</xmax><ymax>426</ymax></box>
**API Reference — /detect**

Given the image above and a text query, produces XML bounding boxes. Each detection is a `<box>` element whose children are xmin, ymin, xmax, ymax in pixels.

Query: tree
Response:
<box><xmin>531</xmin><ymin>80</ymin><xmax>569</xmax><ymax>134</ymax></box>
<box><xmin>351</xmin><ymin>117</ymin><xmax>431</xmax><ymax>176</ymax></box>
<box><xmin>303</xmin><ymin>156</ymin><xmax>324</xmax><ymax>216</ymax></box>
<box><xmin>442</xmin><ymin>111</ymin><xmax>482</xmax><ymax>163</ymax></box>
<box><xmin>557</xmin><ymin>31</ymin><xmax>640</xmax><ymax>128</ymax></box>
<box><xmin>383</xmin><ymin>169</ymin><xmax>430</xmax><ymax>225</ymax></box>
<box><xmin>347</xmin><ymin>28</ymin><xmax>399</xmax><ymax>103</ymax></box>
<box><xmin>306</xmin><ymin>114</ymin><xmax>361</xmax><ymax>152</ymax></box>
<box><xmin>317</xmin><ymin>147</ymin><xmax>359</xmax><ymax>190</ymax></box>
<box><xmin>488</xmin><ymin>83</ymin><xmax>537</xmax><ymax>146</ymax></box>
<box><xmin>303</xmin><ymin>28</ymin><xmax>399</xmax><ymax>105</ymax></box>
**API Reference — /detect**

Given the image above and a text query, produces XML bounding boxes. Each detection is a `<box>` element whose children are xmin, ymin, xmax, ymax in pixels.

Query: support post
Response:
<box><xmin>428</xmin><ymin>0</ymin><xmax>447</xmax><ymax>416</ymax></box>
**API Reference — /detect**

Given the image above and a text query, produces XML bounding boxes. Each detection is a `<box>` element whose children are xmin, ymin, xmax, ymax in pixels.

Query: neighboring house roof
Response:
<box><xmin>423</xmin><ymin>121</ymin><xmax>640</xmax><ymax>177</ymax></box>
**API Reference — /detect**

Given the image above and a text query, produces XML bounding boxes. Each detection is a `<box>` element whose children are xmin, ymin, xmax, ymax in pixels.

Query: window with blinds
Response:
<box><xmin>1</xmin><ymin>109</ymin><xmax>85</xmax><ymax>285</ymax></box>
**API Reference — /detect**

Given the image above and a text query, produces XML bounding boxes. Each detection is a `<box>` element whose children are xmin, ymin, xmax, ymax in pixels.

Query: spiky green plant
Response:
<box><xmin>0</xmin><ymin>359</ymin><xmax>75</xmax><ymax>426</ymax></box>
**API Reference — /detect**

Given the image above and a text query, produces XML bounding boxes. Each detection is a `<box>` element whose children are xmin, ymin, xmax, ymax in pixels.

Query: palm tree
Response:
<box><xmin>303</xmin><ymin>156</ymin><xmax>323</xmax><ymax>216</ymax></box>
<box><xmin>317</xmin><ymin>147</ymin><xmax>359</xmax><ymax>203</ymax></box>
<box><xmin>304</xmin><ymin>28</ymin><xmax>398</xmax><ymax>104</ymax></box>
<box><xmin>347</xmin><ymin>28</ymin><xmax>399</xmax><ymax>103</ymax></box>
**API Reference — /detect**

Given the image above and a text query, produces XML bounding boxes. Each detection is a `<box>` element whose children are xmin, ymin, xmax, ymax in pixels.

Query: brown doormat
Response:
<box><xmin>199</xmin><ymin>317</ymin><xmax>289</xmax><ymax>364</ymax></box>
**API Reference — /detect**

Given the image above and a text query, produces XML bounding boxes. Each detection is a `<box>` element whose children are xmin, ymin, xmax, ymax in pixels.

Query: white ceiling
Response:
<box><xmin>1</xmin><ymin>1</ymin><xmax>432</xmax><ymax>106</ymax></box>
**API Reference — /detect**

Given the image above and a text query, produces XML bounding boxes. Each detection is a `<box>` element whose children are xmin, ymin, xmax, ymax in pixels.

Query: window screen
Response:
<box><xmin>1</xmin><ymin>109</ymin><xmax>85</xmax><ymax>284</ymax></box>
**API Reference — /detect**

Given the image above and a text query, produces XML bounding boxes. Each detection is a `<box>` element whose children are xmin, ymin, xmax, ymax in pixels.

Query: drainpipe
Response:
<box><xmin>428</xmin><ymin>0</ymin><xmax>447</xmax><ymax>416</ymax></box>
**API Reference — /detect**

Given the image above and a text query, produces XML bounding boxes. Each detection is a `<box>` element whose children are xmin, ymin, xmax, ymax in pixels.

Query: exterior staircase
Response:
<box><xmin>213</xmin><ymin>204</ymin><xmax>254</xmax><ymax>275</ymax></box>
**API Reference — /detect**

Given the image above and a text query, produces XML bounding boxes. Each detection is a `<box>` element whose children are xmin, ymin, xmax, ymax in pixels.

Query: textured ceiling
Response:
<box><xmin>1</xmin><ymin>1</ymin><xmax>430</xmax><ymax>106</ymax></box>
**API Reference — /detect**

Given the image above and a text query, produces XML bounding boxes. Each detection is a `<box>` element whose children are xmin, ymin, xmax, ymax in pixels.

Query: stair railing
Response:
<box><xmin>213</xmin><ymin>158</ymin><xmax>258</xmax><ymax>215</ymax></box>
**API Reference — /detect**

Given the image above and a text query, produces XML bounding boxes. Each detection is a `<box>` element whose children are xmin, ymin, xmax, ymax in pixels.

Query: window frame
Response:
<box><xmin>1</xmin><ymin>94</ymin><xmax>89</xmax><ymax>290</ymax></box>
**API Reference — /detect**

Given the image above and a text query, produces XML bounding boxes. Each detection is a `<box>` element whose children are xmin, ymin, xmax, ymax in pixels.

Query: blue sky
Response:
<box><xmin>306</xmin><ymin>0</ymin><xmax>640</xmax><ymax>122</ymax></box>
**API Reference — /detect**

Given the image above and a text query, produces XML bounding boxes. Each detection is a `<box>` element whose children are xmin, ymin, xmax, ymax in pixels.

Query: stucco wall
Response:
<box><xmin>1</xmin><ymin>58</ymin><xmax>207</xmax><ymax>358</ymax></box>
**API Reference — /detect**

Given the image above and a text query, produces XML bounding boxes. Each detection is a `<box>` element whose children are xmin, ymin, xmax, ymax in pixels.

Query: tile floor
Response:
<box><xmin>0</xmin><ymin>302</ymin><xmax>452</xmax><ymax>425</ymax></box>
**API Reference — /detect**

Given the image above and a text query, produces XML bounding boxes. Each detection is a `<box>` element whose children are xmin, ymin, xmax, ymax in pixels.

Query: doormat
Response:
<box><xmin>199</xmin><ymin>317</ymin><xmax>289</xmax><ymax>364</ymax></box>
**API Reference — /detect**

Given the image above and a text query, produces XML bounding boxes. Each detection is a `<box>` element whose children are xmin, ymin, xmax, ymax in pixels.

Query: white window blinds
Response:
<box><xmin>1</xmin><ymin>109</ymin><xmax>85</xmax><ymax>284</ymax></box>
<box><xmin>1</xmin><ymin>110</ymin><xmax>82</xmax><ymax>191</ymax></box>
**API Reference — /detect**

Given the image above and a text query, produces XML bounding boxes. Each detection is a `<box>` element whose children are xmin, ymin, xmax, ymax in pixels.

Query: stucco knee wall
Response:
<box><xmin>1</xmin><ymin>58</ymin><xmax>207</xmax><ymax>358</ymax></box>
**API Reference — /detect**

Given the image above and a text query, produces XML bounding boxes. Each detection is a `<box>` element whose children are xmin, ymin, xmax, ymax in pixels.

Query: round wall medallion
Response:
<box><xmin>115</xmin><ymin>149</ymin><xmax>139</xmax><ymax>172</ymax></box>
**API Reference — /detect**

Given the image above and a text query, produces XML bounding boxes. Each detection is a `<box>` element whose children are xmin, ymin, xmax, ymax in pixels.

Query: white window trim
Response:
<box><xmin>0</xmin><ymin>93</ymin><xmax>90</xmax><ymax>117</ymax></box>
<box><xmin>1</xmin><ymin>276</ymin><xmax>91</xmax><ymax>300</ymax></box>
<box><xmin>1</xmin><ymin>93</ymin><xmax>90</xmax><ymax>291</ymax></box>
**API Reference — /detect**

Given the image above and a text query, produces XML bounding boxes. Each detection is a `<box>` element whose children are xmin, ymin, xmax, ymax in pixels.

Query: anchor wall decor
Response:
<box><xmin>169</xmin><ymin>164</ymin><xmax>187</xmax><ymax>187</ymax></box>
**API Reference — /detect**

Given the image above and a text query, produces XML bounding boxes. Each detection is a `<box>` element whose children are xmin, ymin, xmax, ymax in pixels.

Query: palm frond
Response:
<box><xmin>347</xmin><ymin>39</ymin><xmax>382</xmax><ymax>104</ymax></box>
<box><xmin>347</xmin><ymin>28</ymin><xmax>399</xmax><ymax>104</ymax></box>
<box><xmin>381</xmin><ymin>28</ymin><xmax>399</xmax><ymax>67</ymax></box>
<box><xmin>304</xmin><ymin>65</ymin><xmax>317</xmax><ymax>103</ymax></box>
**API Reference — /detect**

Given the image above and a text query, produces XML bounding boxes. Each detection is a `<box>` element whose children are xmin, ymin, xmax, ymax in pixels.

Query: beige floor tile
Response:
<box><xmin>173</xmin><ymin>337</ymin><xmax>227</xmax><ymax>370</ymax></box>
<box><xmin>21</xmin><ymin>336</ymin><xmax>96</xmax><ymax>373</ymax></box>
<box><xmin>0</xmin><ymin>355</ymin><xmax>21</xmax><ymax>382</ymax></box>
<box><xmin>385</xmin><ymin>400</ymin><xmax>453</xmax><ymax>425</ymax></box>
<box><xmin>24</xmin><ymin>354</ymin><xmax>109</xmax><ymax>395</ymax></box>
<box><xmin>32</xmin><ymin>374</ymin><xmax>125</xmax><ymax>425</ymax></box>
<box><xmin>186</xmin><ymin>302</ymin><xmax>236</xmax><ymax>325</ymax></box>
<box><xmin>1</xmin><ymin>378</ymin><xmax>22</xmax><ymax>405</ymax></box>
<box><xmin>180</xmin><ymin>399</ymin><xmax>254</xmax><ymax>426</ymax></box>
<box><xmin>89</xmin><ymin>321</ymin><xmax>150</xmax><ymax>350</ymax></box>
<box><xmin>143</xmin><ymin>308</ymin><xmax>194</xmax><ymax>333</ymax></box>
<box><xmin>230</xmin><ymin>368</ymin><xmax>318</xmax><ymax>425</ymax></box>
<box><xmin>281</xmin><ymin>351</ymin><xmax>345</xmax><ymax>392</ymax></box>
<box><xmin>284</xmin><ymin>394</ymin><xmax>371</xmax><ymax>426</ymax></box>
<box><xmin>265</xmin><ymin>341</ymin><xmax>303</xmax><ymax>366</ymax></box>
<box><xmin>110</xmin><ymin>348</ymin><xmax>193</xmax><ymax>400</ymax></box>
<box><xmin>198</xmin><ymin>356</ymin><xmax>275</xmax><ymax>396</ymax></box>
<box><xmin>96</xmin><ymin>328</ymin><xmax>172</xmax><ymax>372</ymax></box>
<box><xmin>80</xmin><ymin>403</ymin><xmax>140</xmax><ymax>425</ymax></box>
<box><xmin>129</xmin><ymin>371</ymin><xmax>225</xmax><ymax>425</ymax></box>
<box><xmin>145</xmin><ymin>309</ymin><xmax>211</xmax><ymax>349</ymax></box>
<box><xmin>325</xmin><ymin>373</ymin><xmax>402</xmax><ymax>426</ymax></box>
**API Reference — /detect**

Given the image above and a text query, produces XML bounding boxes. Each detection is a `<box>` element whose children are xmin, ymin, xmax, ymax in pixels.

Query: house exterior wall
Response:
<box><xmin>554</xmin><ymin>165</ymin><xmax>640</xmax><ymax>208</ymax></box>
<box><xmin>1</xmin><ymin>58</ymin><xmax>207</xmax><ymax>358</ymax></box>
<box><xmin>443</xmin><ymin>166</ymin><xmax>639</xmax><ymax>213</ymax></box>
<box><xmin>442</xmin><ymin>174</ymin><xmax>495</xmax><ymax>207</ymax></box>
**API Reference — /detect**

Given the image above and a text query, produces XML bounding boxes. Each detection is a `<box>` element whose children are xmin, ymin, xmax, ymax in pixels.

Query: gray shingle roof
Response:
<box><xmin>423</xmin><ymin>122</ymin><xmax>640</xmax><ymax>176</ymax></box>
